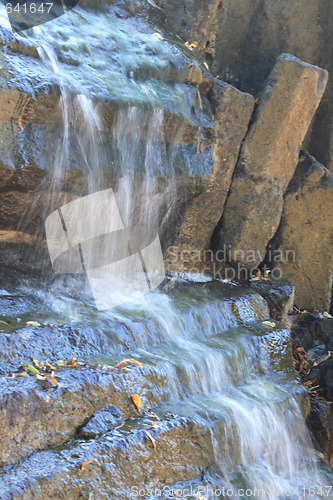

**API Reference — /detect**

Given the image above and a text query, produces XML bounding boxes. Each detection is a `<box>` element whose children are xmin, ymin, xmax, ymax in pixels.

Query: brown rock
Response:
<box><xmin>160</xmin><ymin>0</ymin><xmax>333</xmax><ymax>172</ymax></box>
<box><xmin>217</xmin><ymin>54</ymin><xmax>328</xmax><ymax>268</ymax></box>
<box><xmin>271</xmin><ymin>151</ymin><xmax>333</xmax><ymax>312</ymax></box>
<box><xmin>167</xmin><ymin>80</ymin><xmax>254</xmax><ymax>271</ymax></box>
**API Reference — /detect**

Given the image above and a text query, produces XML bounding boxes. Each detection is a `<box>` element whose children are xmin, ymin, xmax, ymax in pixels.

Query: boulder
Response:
<box><xmin>216</xmin><ymin>54</ymin><xmax>328</xmax><ymax>268</ymax></box>
<box><xmin>158</xmin><ymin>0</ymin><xmax>333</xmax><ymax>173</ymax></box>
<box><xmin>167</xmin><ymin>80</ymin><xmax>254</xmax><ymax>272</ymax></box>
<box><xmin>272</xmin><ymin>151</ymin><xmax>333</xmax><ymax>312</ymax></box>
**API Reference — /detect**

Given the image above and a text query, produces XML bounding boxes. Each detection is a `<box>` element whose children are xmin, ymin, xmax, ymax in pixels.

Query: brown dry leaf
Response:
<box><xmin>80</xmin><ymin>459</ymin><xmax>92</xmax><ymax>471</ymax></box>
<box><xmin>200</xmin><ymin>142</ymin><xmax>204</xmax><ymax>154</ymax></box>
<box><xmin>45</xmin><ymin>361</ymin><xmax>57</xmax><ymax>371</ymax></box>
<box><xmin>112</xmin><ymin>360</ymin><xmax>129</xmax><ymax>369</ymax></box>
<box><xmin>113</xmin><ymin>358</ymin><xmax>143</xmax><ymax>369</ymax></box>
<box><xmin>50</xmin><ymin>371</ymin><xmax>58</xmax><ymax>387</ymax></box>
<box><xmin>128</xmin><ymin>358</ymin><xmax>143</xmax><ymax>367</ymax></box>
<box><xmin>144</xmin><ymin>429</ymin><xmax>156</xmax><ymax>451</ymax></box>
<box><xmin>67</xmin><ymin>357</ymin><xmax>77</xmax><ymax>368</ymax></box>
<box><xmin>16</xmin><ymin>372</ymin><xmax>30</xmax><ymax>377</ymax></box>
<box><xmin>212</xmin><ymin>115</ymin><xmax>215</xmax><ymax>121</ymax></box>
<box><xmin>17</xmin><ymin>115</ymin><xmax>23</xmax><ymax>131</ymax></box>
<box><xmin>131</xmin><ymin>394</ymin><xmax>142</xmax><ymax>412</ymax></box>
<box><xmin>71</xmin><ymin>452</ymin><xmax>80</xmax><ymax>458</ymax></box>
<box><xmin>303</xmin><ymin>380</ymin><xmax>316</xmax><ymax>386</ymax></box>
<box><xmin>151</xmin><ymin>421</ymin><xmax>158</xmax><ymax>427</ymax></box>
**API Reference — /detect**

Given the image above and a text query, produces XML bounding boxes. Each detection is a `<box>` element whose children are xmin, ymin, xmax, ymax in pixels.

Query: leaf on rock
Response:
<box><xmin>56</xmin><ymin>360</ymin><xmax>66</xmax><ymax>366</ymax></box>
<box><xmin>80</xmin><ymin>459</ymin><xmax>92</xmax><ymax>470</ymax></box>
<box><xmin>16</xmin><ymin>372</ymin><xmax>29</xmax><ymax>377</ymax></box>
<box><xmin>67</xmin><ymin>357</ymin><xmax>77</xmax><ymax>368</ymax></box>
<box><xmin>112</xmin><ymin>358</ymin><xmax>143</xmax><ymax>369</ymax></box>
<box><xmin>21</xmin><ymin>361</ymin><xmax>40</xmax><ymax>374</ymax></box>
<box><xmin>26</xmin><ymin>321</ymin><xmax>41</xmax><ymax>327</ymax></box>
<box><xmin>45</xmin><ymin>361</ymin><xmax>57</xmax><ymax>370</ymax></box>
<box><xmin>131</xmin><ymin>394</ymin><xmax>142</xmax><ymax>413</ymax></box>
<box><xmin>262</xmin><ymin>321</ymin><xmax>276</xmax><ymax>328</ymax></box>
<box><xmin>49</xmin><ymin>371</ymin><xmax>58</xmax><ymax>387</ymax></box>
<box><xmin>144</xmin><ymin>430</ymin><xmax>156</xmax><ymax>451</ymax></box>
<box><xmin>35</xmin><ymin>374</ymin><xmax>47</xmax><ymax>380</ymax></box>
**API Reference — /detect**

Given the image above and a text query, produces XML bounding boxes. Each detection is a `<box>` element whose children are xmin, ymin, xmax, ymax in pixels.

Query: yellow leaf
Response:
<box><xmin>262</xmin><ymin>321</ymin><xmax>276</xmax><ymax>328</ymax></box>
<box><xmin>203</xmin><ymin>62</ymin><xmax>209</xmax><ymax>70</ymax></box>
<box><xmin>144</xmin><ymin>429</ymin><xmax>156</xmax><ymax>451</ymax></box>
<box><xmin>67</xmin><ymin>357</ymin><xmax>77</xmax><ymax>368</ymax></box>
<box><xmin>128</xmin><ymin>358</ymin><xmax>143</xmax><ymax>367</ymax></box>
<box><xmin>56</xmin><ymin>360</ymin><xmax>66</xmax><ymax>366</ymax></box>
<box><xmin>45</xmin><ymin>361</ymin><xmax>57</xmax><ymax>370</ymax></box>
<box><xmin>131</xmin><ymin>394</ymin><xmax>142</xmax><ymax>413</ymax></box>
<box><xmin>35</xmin><ymin>374</ymin><xmax>47</xmax><ymax>380</ymax></box>
<box><xmin>16</xmin><ymin>372</ymin><xmax>30</xmax><ymax>377</ymax></box>
<box><xmin>323</xmin><ymin>311</ymin><xmax>333</xmax><ymax>318</ymax></box>
<box><xmin>31</xmin><ymin>357</ymin><xmax>41</xmax><ymax>367</ymax></box>
<box><xmin>50</xmin><ymin>371</ymin><xmax>58</xmax><ymax>387</ymax></box>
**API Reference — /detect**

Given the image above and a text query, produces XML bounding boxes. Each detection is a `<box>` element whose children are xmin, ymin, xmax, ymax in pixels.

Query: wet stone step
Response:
<box><xmin>0</xmin><ymin>416</ymin><xmax>213</xmax><ymax>500</ymax></box>
<box><xmin>0</xmin><ymin>320</ymin><xmax>293</xmax><ymax>466</ymax></box>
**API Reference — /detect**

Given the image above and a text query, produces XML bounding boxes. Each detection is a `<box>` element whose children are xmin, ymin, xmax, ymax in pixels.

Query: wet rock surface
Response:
<box><xmin>250</xmin><ymin>278</ymin><xmax>295</xmax><ymax>322</ymax></box>
<box><xmin>78</xmin><ymin>404</ymin><xmax>123</xmax><ymax>439</ymax></box>
<box><xmin>169</xmin><ymin>80</ymin><xmax>254</xmax><ymax>271</ymax></box>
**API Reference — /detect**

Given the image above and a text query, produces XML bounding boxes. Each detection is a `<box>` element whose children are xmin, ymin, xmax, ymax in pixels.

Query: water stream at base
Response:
<box><xmin>0</xmin><ymin>3</ymin><xmax>333</xmax><ymax>498</ymax></box>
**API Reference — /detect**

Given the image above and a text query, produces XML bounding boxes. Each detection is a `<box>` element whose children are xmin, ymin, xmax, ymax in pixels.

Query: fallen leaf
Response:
<box><xmin>303</xmin><ymin>380</ymin><xmax>316</xmax><ymax>386</ymax></box>
<box><xmin>26</xmin><ymin>321</ymin><xmax>41</xmax><ymax>327</ymax></box>
<box><xmin>17</xmin><ymin>115</ymin><xmax>23</xmax><ymax>131</ymax></box>
<box><xmin>144</xmin><ymin>429</ymin><xmax>156</xmax><ymax>451</ymax></box>
<box><xmin>131</xmin><ymin>394</ymin><xmax>142</xmax><ymax>412</ymax></box>
<box><xmin>35</xmin><ymin>374</ymin><xmax>47</xmax><ymax>380</ymax></box>
<box><xmin>200</xmin><ymin>142</ymin><xmax>204</xmax><ymax>153</ymax></box>
<box><xmin>56</xmin><ymin>360</ymin><xmax>66</xmax><ymax>366</ymax></box>
<box><xmin>323</xmin><ymin>311</ymin><xmax>333</xmax><ymax>319</ymax></box>
<box><xmin>80</xmin><ymin>459</ymin><xmax>92</xmax><ymax>470</ymax></box>
<box><xmin>67</xmin><ymin>357</ymin><xmax>77</xmax><ymax>368</ymax></box>
<box><xmin>113</xmin><ymin>358</ymin><xmax>143</xmax><ymax>369</ymax></box>
<box><xmin>262</xmin><ymin>321</ymin><xmax>276</xmax><ymax>328</ymax></box>
<box><xmin>45</xmin><ymin>361</ymin><xmax>57</xmax><ymax>370</ymax></box>
<box><xmin>71</xmin><ymin>452</ymin><xmax>80</xmax><ymax>458</ymax></box>
<box><xmin>203</xmin><ymin>62</ymin><xmax>209</xmax><ymax>70</ymax></box>
<box><xmin>113</xmin><ymin>360</ymin><xmax>128</xmax><ymax>369</ymax></box>
<box><xmin>128</xmin><ymin>358</ymin><xmax>144</xmax><ymax>367</ymax></box>
<box><xmin>31</xmin><ymin>357</ymin><xmax>41</xmax><ymax>367</ymax></box>
<box><xmin>16</xmin><ymin>372</ymin><xmax>30</xmax><ymax>377</ymax></box>
<box><xmin>21</xmin><ymin>361</ymin><xmax>40</xmax><ymax>374</ymax></box>
<box><xmin>50</xmin><ymin>370</ymin><xmax>58</xmax><ymax>387</ymax></box>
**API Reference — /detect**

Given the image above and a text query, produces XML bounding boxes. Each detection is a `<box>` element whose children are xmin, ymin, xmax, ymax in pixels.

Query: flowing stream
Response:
<box><xmin>0</xmin><ymin>1</ymin><xmax>333</xmax><ymax>498</ymax></box>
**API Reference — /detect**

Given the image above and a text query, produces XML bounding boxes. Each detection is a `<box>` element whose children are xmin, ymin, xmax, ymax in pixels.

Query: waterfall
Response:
<box><xmin>0</xmin><ymin>2</ymin><xmax>332</xmax><ymax>498</ymax></box>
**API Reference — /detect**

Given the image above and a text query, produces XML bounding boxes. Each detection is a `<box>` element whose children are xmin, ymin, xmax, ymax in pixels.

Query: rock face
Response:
<box><xmin>168</xmin><ymin>80</ymin><xmax>254</xmax><ymax>271</ymax></box>
<box><xmin>157</xmin><ymin>0</ymin><xmax>333</xmax><ymax>172</ymax></box>
<box><xmin>216</xmin><ymin>54</ymin><xmax>328</xmax><ymax>268</ymax></box>
<box><xmin>271</xmin><ymin>151</ymin><xmax>333</xmax><ymax>312</ymax></box>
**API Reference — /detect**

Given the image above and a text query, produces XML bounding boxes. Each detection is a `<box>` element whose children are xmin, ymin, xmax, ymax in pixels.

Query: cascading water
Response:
<box><xmin>0</xmin><ymin>1</ymin><xmax>332</xmax><ymax>499</ymax></box>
